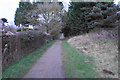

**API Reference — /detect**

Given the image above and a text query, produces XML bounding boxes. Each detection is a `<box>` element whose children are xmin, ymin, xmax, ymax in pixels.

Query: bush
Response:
<box><xmin>17</xmin><ymin>28</ymin><xmax>33</xmax><ymax>32</ymax></box>
<box><xmin>2</xmin><ymin>31</ymin><xmax>52</xmax><ymax>69</ymax></box>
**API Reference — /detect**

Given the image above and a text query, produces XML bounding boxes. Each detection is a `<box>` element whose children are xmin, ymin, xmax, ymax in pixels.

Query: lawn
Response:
<box><xmin>62</xmin><ymin>41</ymin><xmax>97</xmax><ymax>78</ymax></box>
<box><xmin>2</xmin><ymin>40</ymin><xmax>54</xmax><ymax>78</ymax></box>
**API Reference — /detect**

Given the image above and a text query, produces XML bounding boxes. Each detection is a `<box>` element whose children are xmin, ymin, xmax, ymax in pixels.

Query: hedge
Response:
<box><xmin>2</xmin><ymin>31</ymin><xmax>52</xmax><ymax>69</ymax></box>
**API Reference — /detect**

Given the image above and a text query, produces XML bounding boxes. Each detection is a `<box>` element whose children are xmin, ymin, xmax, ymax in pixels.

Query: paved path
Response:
<box><xmin>24</xmin><ymin>41</ymin><xmax>65</xmax><ymax>78</ymax></box>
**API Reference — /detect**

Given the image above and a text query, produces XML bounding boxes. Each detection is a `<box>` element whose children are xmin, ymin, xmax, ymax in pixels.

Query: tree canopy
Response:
<box><xmin>65</xmin><ymin>2</ymin><xmax>119</xmax><ymax>36</ymax></box>
<box><xmin>14</xmin><ymin>1</ymin><xmax>33</xmax><ymax>26</ymax></box>
<box><xmin>14</xmin><ymin>1</ymin><xmax>65</xmax><ymax>39</ymax></box>
<box><xmin>28</xmin><ymin>2</ymin><xmax>64</xmax><ymax>39</ymax></box>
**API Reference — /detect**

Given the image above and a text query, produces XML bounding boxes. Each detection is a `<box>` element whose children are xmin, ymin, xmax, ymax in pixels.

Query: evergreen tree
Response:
<box><xmin>67</xmin><ymin>2</ymin><xmax>118</xmax><ymax>36</ymax></box>
<box><xmin>14</xmin><ymin>1</ymin><xmax>33</xmax><ymax>26</ymax></box>
<box><xmin>68</xmin><ymin>2</ymin><xmax>96</xmax><ymax>36</ymax></box>
<box><xmin>87</xmin><ymin>2</ymin><xmax>118</xmax><ymax>28</ymax></box>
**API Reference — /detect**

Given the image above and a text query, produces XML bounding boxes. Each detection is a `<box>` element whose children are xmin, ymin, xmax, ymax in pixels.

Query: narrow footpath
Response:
<box><xmin>24</xmin><ymin>40</ymin><xmax>65</xmax><ymax>78</ymax></box>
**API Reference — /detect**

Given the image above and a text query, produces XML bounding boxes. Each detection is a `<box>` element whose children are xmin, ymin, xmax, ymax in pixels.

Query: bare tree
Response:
<box><xmin>28</xmin><ymin>2</ymin><xmax>64</xmax><ymax>38</ymax></box>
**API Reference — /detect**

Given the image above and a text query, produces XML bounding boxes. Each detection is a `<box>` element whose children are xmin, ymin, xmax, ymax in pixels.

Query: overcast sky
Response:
<box><xmin>0</xmin><ymin>0</ymin><xmax>19</xmax><ymax>25</ymax></box>
<box><xmin>114</xmin><ymin>0</ymin><xmax>120</xmax><ymax>4</ymax></box>
<box><xmin>0</xmin><ymin>0</ymin><xmax>119</xmax><ymax>25</ymax></box>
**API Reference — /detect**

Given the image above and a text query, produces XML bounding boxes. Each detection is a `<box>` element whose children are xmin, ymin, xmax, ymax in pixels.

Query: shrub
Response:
<box><xmin>17</xmin><ymin>28</ymin><xmax>33</xmax><ymax>32</ymax></box>
<box><xmin>2</xmin><ymin>31</ymin><xmax>52</xmax><ymax>69</ymax></box>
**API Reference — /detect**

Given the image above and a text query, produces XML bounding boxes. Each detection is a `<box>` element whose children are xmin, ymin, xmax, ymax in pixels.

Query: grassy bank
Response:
<box><xmin>67</xmin><ymin>32</ymin><xmax>118</xmax><ymax>78</ymax></box>
<box><xmin>62</xmin><ymin>41</ymin><xmax>97</xmax><ymax>78</ymax></box>
<box><xmin>2</xmin><ymin>40</ymin><xmax>54</xmax><ymax>78</ymax></box>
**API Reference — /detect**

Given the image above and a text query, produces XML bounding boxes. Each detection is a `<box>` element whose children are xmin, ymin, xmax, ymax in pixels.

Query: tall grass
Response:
<box><xmin>62</xmin><ymin>41</ymin><xmax>97</xmax><ymax>78</ymax></box>
<box><xmin>2</xmin><ymin>41</ymin><xmax>54</xmax><ymax>78</ymax></box>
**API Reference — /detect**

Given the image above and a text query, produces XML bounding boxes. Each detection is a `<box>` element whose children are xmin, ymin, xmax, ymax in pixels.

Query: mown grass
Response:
<box><xmin>62</xmin><ymin>41</ymin><xmax>97</xmax><ymax>78</ymax></box>
<box><xmin>2</xmin><ymin>40</ymin><xmax>54</xmax><ymax>78</ymax></box>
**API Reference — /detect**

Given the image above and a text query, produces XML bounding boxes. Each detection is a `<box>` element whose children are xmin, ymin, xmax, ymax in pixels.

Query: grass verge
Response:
<box><xmin>2</xmin><ymin>40</ymin><xmax>54</xmax><ymax>78</ymax></box>
<box><xmin>62</xmin><ymin>41</ymin><xmax>97</xmax><ymax>78</ymax></box>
